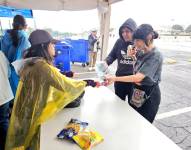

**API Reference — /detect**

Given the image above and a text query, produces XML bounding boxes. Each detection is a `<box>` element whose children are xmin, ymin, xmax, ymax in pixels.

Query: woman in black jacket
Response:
<box><xmin>105</xmin><ymin>18</ymin><xmax>137</xmax><ymax>101</ymax></box>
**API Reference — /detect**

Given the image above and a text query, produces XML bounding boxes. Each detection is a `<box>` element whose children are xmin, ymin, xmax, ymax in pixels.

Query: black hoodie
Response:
<box><xmin>105</xmin><ymin>18</ymin><xmax>137</xmax><ymax>76</ymax></box>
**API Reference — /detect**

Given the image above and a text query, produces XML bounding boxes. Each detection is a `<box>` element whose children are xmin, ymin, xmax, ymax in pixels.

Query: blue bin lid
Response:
<box><xmin>56</xmin><ymin>40</ymin><xmax>72</xmax><ymax>48</ymax></box>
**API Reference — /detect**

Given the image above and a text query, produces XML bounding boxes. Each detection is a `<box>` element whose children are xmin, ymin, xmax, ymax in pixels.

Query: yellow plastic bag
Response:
<box><xmin>5</xmin><ymin>58</ymin><xmax>86</xmax><ymax>150</ymax></box>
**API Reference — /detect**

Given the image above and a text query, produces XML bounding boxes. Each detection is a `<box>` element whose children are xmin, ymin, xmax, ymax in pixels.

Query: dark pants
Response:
<box><xmin>0</xmin><ymin>102</ymin><xmax>10</xmax><ymax>150</ymax></box>
<box><xmin>130</xmin><ymin>85</ymin><xmax>161</xmax><ymax>123</ymax></box>
<box><xmin>114</xmin><ymin>82</ymin><xmax>133</xmax><ymax>101</ymax></box>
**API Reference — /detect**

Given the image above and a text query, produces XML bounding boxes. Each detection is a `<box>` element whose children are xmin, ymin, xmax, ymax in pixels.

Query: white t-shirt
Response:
<box><xmin>0</xmin><ymin>51</ymin><xmax>14</xmax><ymax>106</ymax></box>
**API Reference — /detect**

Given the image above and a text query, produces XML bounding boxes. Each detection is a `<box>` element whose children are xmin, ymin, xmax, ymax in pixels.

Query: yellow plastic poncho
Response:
<box><xmin>5</xmin><ymin>58</ymin><xmax>86</xmax><ymax>150</ymax></box>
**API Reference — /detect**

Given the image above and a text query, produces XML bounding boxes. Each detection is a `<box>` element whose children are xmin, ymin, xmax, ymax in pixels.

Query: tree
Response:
<box><xmin>44</xmin><ymin>28</ymin><xmax>53</xmax><ymax>34</ymax></box>
<box><xmin>185</xmin><ymin>25</ymin><xmax>191</xmax><ymax>33</ymax></box>
<box><xmin>171</xmin><ymin>24</ymin><xmax>184</xmax><ymax>35</ymax></box>
<box><xmin>172</xmin><ymin>24</ymin><xmax>184</xmax><ymax>32</ymax></box>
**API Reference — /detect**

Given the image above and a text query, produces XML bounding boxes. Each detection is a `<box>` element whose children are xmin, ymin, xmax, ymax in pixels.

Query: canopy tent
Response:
<box><xmin>0</xmin><ymin>6</ymin><xmax>33</xmax><ymax>35</ymax></box>
<box><xmin>0</xmin><ymin>6</ymin><xmax>33</xmax><ymax>18</ymax></box>
<box><xmin>0</xmin><ymin>0</ymin><xmax>121</xmax><ymax>11</ymax></box>
<box><xmin>0</xmin><ymin>0</ymin><xmax>123</xmax><ymax>60</ymax></box>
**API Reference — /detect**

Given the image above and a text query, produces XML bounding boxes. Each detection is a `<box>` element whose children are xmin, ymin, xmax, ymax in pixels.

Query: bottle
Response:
<box><xmin>95</xmin><ymin>61</ymin><xmax>108</xmax><ymax>83</ymax></box>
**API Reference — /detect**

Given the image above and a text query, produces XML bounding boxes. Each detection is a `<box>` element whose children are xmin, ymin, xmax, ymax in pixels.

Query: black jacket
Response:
<box><xmin>105</xmin><ymin>18</ymin><xmax>137</xmax><ymax>76</ymax></box>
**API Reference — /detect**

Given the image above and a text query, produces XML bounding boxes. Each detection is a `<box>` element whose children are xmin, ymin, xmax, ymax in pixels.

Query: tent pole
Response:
<box><xmin>33</xmin><ymin>18</ymin><xmax>37</xmax><ymax>29</ymax></box>
<box><xmin>0</xmin><ymin>20</ymin><xmax>3</xmax><ymax>35</ymax></box>
<box><xmin>8</xmin><ymin>19</ymin><xmax>11</xmax><ymax>29</ymax></box>
<box><xmin>98</xmin><ymin>5</ymin><xmax>111</xmax><ymax>60</ymax></box>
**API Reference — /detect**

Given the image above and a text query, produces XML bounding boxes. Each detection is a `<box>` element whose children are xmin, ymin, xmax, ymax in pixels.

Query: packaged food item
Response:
<box><xmin>57</xmin><ymin>119</ymin><xmax>88</xmax><ymax>141</ymax></box>
<box><xmin>73</xmin><ymin>130</ymin><xmax>104</xmax><ymax>150</ymax></box>
<box><xmin>57</xmin><ymin>119</ymin><xmax>104</xmax><ymax>150</ymax></box>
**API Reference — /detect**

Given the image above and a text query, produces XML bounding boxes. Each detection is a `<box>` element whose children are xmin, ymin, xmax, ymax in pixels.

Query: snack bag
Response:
<box><xmin>57</xmin><ymin>119</ymin><xmax>104</xmax><ymax>150</ymax></box>
<box><xmin>57</xmin><ymin>119</ymin><xmax>88</xmax><ymax>141</ymax></box>
<box><xmin>73</xmin><ymin>129</ymin><xmax>104</xmax><ymax>150</ymax></box>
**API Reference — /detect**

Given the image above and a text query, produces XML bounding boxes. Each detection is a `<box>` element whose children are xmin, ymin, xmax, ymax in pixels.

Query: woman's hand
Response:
<box><xmin>105</xmin><ymin>75</ymin><xmax>117</xmax><ymax>85</ymax></box>
<box><xmin>127</xmin><ymin>46</ymin><xmax>137</xmax><ymax>60</ymax></box>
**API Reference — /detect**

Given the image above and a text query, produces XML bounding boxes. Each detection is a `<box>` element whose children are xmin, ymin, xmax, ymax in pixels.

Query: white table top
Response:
<box><xmin>41</xmin><ymin>86</ymin><xmax>182</xmax><ymax>150</ymax></box>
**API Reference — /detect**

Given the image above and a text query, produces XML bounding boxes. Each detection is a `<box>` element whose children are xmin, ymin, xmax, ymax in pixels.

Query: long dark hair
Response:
<box><xmin>24</xmin><ymin>42</ymin><xmax>54</xmax><ymax>65</ymax></box>
<box><xmin>10</xmin><ymin>15</ymin><xmax>27</xmax><ymax>47</ymax></box>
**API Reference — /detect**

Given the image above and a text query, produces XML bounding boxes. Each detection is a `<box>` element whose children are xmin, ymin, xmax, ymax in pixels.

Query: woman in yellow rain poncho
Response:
<box><xmin>5</xmin><ymin>30</ymin><xmax>86</xmax><ymax>150</ymax></box>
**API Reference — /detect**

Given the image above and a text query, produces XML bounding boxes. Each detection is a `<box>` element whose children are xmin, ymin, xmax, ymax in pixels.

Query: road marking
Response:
<box><xmin>164</xmin><ymin>58</ymin><xmax>177</xmax><ymax>64</ymax></box>
<box><xmin>156</xmin><ymin>106</ymin><xmax>191</xmax><ymax>120</ymax></box>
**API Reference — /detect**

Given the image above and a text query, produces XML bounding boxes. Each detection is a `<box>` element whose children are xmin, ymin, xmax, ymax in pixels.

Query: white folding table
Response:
<box><xmin>41</xmin><ymin>86</ymin><xmax>182</xmax><ymax>150</ymax></box>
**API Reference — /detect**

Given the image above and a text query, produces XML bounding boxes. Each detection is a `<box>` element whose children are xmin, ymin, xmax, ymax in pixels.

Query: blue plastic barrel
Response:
<box><xmin>54</xmin><ymin>42</ymin><xmax>71</xmax><ymax>72</ymax></box>
<box><xmin>70</xmin><ymin>39</ymin><xmax>89</xmax><ymax>64</ymax></box>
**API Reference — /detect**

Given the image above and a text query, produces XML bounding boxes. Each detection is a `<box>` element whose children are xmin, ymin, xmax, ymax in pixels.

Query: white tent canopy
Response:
<box><xmin>0</xmin><ymin>0</ymin><xmax>121</xmax><ymax>11</ymax></box>
<box><xmin>0</xmin><ymin>0</ymin><xmax>122</xmax><ymax>60</ymax></box>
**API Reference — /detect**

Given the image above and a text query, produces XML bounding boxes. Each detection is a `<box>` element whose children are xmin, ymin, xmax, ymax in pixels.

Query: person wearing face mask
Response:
<box><xmin>105</xmin><ymin>18</ymin><xmax>137</xmax><ymax>101</ymax></box>
<box><xmin>106</xmin><ymin>24</ymin><xmax>163</xmax><ymax>123</ymax></box>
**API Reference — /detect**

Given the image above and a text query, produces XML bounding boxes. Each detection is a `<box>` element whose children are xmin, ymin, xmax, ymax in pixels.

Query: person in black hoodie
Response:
<box><xmin>105</xmin><ymin>18</ymin><xmax>137</xmax><ymax>101</ymax></box>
